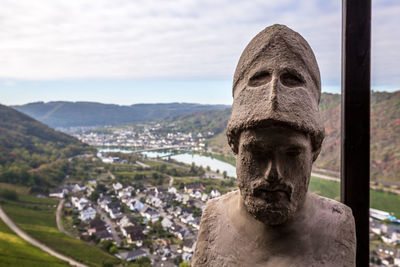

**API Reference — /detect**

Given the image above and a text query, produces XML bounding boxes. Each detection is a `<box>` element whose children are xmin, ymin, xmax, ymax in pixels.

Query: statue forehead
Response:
<box><xmin>232</xmin><ymin>24</ymin><xmax>320</xmax><ymax>99</ymax></box>
<box><xmin>239</xmin><ymin>127</ymin><xmax>310</xmax><ymax>147</ymax></box>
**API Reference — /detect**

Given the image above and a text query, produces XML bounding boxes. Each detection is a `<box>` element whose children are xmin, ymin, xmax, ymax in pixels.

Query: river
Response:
<box><xmin>98</xmin><ymin>148</ymin><xmax>237</xmax><ymax>178</ymax></box>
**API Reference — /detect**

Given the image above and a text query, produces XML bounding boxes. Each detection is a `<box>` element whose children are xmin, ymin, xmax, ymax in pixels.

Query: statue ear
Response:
<box><xmin>312</xmin><ymin>146</ymin><xmax>322</xmax><ymax>162</ymax></box>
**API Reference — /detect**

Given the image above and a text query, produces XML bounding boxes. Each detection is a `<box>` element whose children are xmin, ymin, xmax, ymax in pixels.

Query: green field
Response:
<box><xmin>310</xmin><ymin>177</ymin><xmax>400</xmax><ymax>218</ymax></box>
<box><xmin>1</xmin><ymin>195</ymin><xmax>119</xmax><ymax>267</ymax></box>
<box><xmin>0</xmin><ymin>216</ymin><xmax>69</xmax><ymax>267</ymax></box>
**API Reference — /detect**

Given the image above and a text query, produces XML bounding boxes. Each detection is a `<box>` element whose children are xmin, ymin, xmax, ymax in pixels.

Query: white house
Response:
<box><xmin>141</xmin><ymin>207</ymin><xmax>160</xmax><ymax>222</ymax></box>
<box><xmin>71</xmin><ymin>197</ymin><xmax>90</xmax><ymax>211</ymax></box>
<box><xmin>168</xmin><ymin>187</ymin><xmax>177</xmax><ymax>194</ymax></box>
<box><xmin>49</xmin><ymin>188</ymin><xmax>68</xmax><ymax>198</ymax></box>
<box><xmin>80</xmin><ymin>206</ymin><xmax>96</xmax><ymax>221</ymax></box>
<box><xmin>72</xmin><ymin>184</ymin><xmax>86</xmax><ymax>193</ymax></box>
<box><xmin>161</xmin><ymin>217</ymin><xmax>173</xmax><ymax>230</ymax></box>
<box><xmin>210</xmin><ymin>190</ymin><xmax>221</xmax><ymax>198</ymax></box>
<box><xmin>149</xmin><ymin>197</ymin><xmax>162</xmax><ymax>208</ymax></box>
<box><xmin>128</xmin><ymin>199</ymin><xmax>144</xmax><ymax>212</ymax></box>
<box><xmin>113</xmin><ymin>182</ymin><xmax>123</xmax><ymax>191</ymax></box>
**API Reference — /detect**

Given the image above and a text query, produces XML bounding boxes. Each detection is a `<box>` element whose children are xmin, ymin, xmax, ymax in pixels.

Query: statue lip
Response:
<box><xmin>252</xmin><ymin>185</ymin><xmax>292</xmax><ymax>201</ymax></box>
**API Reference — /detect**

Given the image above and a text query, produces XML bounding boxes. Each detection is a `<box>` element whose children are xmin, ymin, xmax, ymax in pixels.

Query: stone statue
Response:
<box><xmin>192</xmin><ymin>24</ymin><xmax>356</xmax><ymax>267</ymax></box>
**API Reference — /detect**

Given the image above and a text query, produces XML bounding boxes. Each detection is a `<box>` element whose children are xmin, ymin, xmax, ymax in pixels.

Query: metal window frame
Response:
<box><xmin>341</xmin><ymin>0</ymin><xmax>371</xmax><ymax>266</ymax></box>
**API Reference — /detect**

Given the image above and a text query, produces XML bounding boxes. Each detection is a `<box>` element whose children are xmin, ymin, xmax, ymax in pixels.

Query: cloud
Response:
<box><xmin>0</xmin><ymin>0</ymin><xmax>398</xmax><ymax>89</ymax></box>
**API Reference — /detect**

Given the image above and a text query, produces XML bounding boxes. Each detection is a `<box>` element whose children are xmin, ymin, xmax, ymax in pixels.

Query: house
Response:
<box><xmin>105</xmin><ymin>202</ymin><xmax>121</xmax><ymax>213</ymax></box>
<box><xmin>127</xmin><ymin>228</ymin><xmax>145</xmax><ymax>246</ymax></box>
<box><xmin>88</xmin><ymin>218</ymin><xmax>106</xmax><ymax>235</ymax></box>
<box><xmin>370</xmin><ymin>221</ymin><xmax>382</xmax><ymax>235</ymax></box>
<box><xmin>182</xmin><ymin>252</ymin><xmax>192</xmax><ymax>262</ymax></box>
<box><xmin>113</xmin><ymin>182</ymin><xmax>123</xmax><ymax>191</ymax></box>
<box><xmin>172</xmin><ymin>206</ymin><xmax>182</xmax><ymax>217</ymax></box>
<box><xmin>171</xmin><ymin>223</ymin><xmax>183</xmax><ymax>240</ymax></box>
<box><xmin>146</xmin><ymin>187</ymin><xmax>159</xmax><ymax>198</ymax></box>
<box><xmin>184</xmin><ymin>183</ymin><xmax>205</xmax><ymax>194</ymax></box>
<box><xmin>117</xmin><ymin>216</ymin><xmax>134</xmax><ymax>228</ymax></box>
<box><xmin>88</xmin><ymin>180</ymin><xmax>97</xmax><ymax>185</ymax></box>
<box><xmin>190</xmin><ymin>217</ymin><xmax>201</xmax><ymax>230</ymax></box>
<box><xmin>118</xmin><ymin>190</ymin><xmax>131</xmax><ymax>199</ymax></box>
<box><xmin>109</xmin><ymin>208</ymin><xmax>122</xmax><ymax>219</ymax></box>
<box><xmin>395</xmin><ymin>249</ymin><xmax>400</xmax><ymax>266</ymax></box>
<box><xmin>210</xmin><ymin>189</ymin><xmax>221</xmax><ymax>198</ymax></box>
<box><xmin>86</xmin><ymin>186</ymin><xmax>95</xmax><ymax>196</ymax></box>
<box><xmin>180</xmin><ymin>214</ymin><xmax>194</xmax><ymax>224</ymax></box>
<box><xmin>71</xmin><ymin>197</ymin><xmax>90</xmax><ymax>211</ymax></box>
<box><xmin>116</xmin><ymin>249</ymin><xmax>148</xmax><ymax>261</ymax></box>
<box><xmin>98</xmin><ymin>196</ymin><xmax>111</xmax><ymax>209</ymax></box>
<box><xmin>95</xmin><ymin>229</ymin><xmax>113</xmax><ymax>241</ymax></box>
<box><xmin>190</xmin><ymin>190</ymin><xmax>202</xmax><ymax>199</ymax></box>
<box><xmin>121</xmin><ymin>225</ymin><xmax>140</xmax><ymax>237</ymax></box>
<box><xmin>80</xmin><ymin>206</ymin><xmax>96</xmax><ymax>221</ymax></box>
<box><xmin>49</xmin><ymin>188</ymin><xmax>68</xmax><ymax>198</ymax></box>
<box><xmin>141</xmin><ymin>207</ymin><xmax>160</xmax><ymax>222</ymax></box>
<box><xmin>168</xmin><ymin>187</ymin><xmax>177</xmax><ymax>194</ymax></box>
<box><xmin>161</xmin><ymin>217</ymin><xmax>173</xmax><ymax>230</ymax></box>
<box><xmin>149</xmin><ymin>196</ymin><xmax>162</xmax><ymax>208</ymax></box>
<box><xmin>128</xmin><ymin>199</ymin><xmax>144</xmax><ymax>212</ymax></box>
<box><xmin>183</xmin><ymin>239</ymin><xmax>196</xmax><ymax>254</ymax></box>
<box><xmin>72</xmin><ymin>184</ymin><xmax>86</xmax><ymax>193</ymax></box>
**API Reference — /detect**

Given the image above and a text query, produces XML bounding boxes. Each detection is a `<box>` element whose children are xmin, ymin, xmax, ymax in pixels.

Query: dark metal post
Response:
<box><xmin>341</xmin><ymin>0</ymin><xmax>371</xmax><ymax>266</ymax></box>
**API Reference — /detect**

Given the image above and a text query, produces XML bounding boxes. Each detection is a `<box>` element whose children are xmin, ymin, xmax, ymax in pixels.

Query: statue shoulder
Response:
<box><xmin>308</xmin><ymin>194</ymin><xmax>356</xmax><ymax>266</ymax></box>
<box><xmin>192</xmin><ymin>191</ymin><xmax>239</xmax><ymax>267</ymax></box>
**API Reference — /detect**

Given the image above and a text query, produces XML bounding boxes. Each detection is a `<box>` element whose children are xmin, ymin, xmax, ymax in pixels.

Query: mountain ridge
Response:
<box><xmin>13</xmin><ymin>102</ymin><xmax>229</xmax><ymax>128</ymax></box>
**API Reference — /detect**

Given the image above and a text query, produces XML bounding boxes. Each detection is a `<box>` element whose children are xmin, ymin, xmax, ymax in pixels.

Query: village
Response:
<box><xmin>50</xmin><ymin>168</ymin><xmax>222</xmax><ymax>266</ymax></box>
<box><xmin>67</xmin><ymin>123</ymin><xmax>214</xmax><ymax>152</ymax></box>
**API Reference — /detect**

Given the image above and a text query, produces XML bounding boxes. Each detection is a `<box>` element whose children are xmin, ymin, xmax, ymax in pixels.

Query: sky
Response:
<box><xmin>0</xmin><ymin>0</ymin><xmax>399</xmax><ymax>106</ymax></box>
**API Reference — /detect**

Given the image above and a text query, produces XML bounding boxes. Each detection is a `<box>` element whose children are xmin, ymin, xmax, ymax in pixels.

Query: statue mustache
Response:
<box><xmin>250</xmin><ymin>179</ymin><xmax>293</xmax><ymax>201</ymax></box>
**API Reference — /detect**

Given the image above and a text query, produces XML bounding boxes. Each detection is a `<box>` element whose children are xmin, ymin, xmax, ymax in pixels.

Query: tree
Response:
<box><xmin>90</xmin><ymin>191</ymin><xmax>99</xmax><ymax>202</ymax></box>
<box><xmin>0</xmin><ymin>189</ymin><xmax>18</xmax><ymax>201</ymax></box>
<box><xmin>101</xmin><ymin>240</ymin><xmax>114</xmax><ymax>251</ymax></box>
<box><xmin>222</xmin><ymin>170</ymin><xmax>227</xmax><ymax>179</ymax></box>
<box><xmin>109</xmin><ymin>245</ymin><xmax>118</xmax><ymax>254</ymax></box>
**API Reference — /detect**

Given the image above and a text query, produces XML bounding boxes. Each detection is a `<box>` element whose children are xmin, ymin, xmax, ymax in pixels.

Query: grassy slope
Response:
<box><xmin>1</xmin><ymin>195</ymin><xmax>119</xmax><ymax>267</ymax></box>
<box><xmin>0</xmin><ymin>218</ymin><xmax>68</xmax><ymax>267</ymax></box>
<box><xmin>309</xmin><ymin>177</ymin><xmax>400</xmax><ymax>218</ymax></box>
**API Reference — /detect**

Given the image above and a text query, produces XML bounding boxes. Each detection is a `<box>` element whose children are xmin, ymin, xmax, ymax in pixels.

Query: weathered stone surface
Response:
<box><xmin>193</xmin><ymin>24</ymin><xmax>356</xmax><ymax>267</ymax></box>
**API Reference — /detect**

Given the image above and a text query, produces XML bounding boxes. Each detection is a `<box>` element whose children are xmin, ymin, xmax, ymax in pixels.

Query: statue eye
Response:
<box><xmin>285</xmin><ymin>148</ymin><xmax>302</xmax><ymax>157</ymax></box>
<box><xmin>280</xmin><ymin>71</ymin><xmax>304</xmax><ymax>87</ymax></box>
<box><xmin>248</xmin><ymin>71</ymin><xmax>271</xmax><ymax>87</ymax></box>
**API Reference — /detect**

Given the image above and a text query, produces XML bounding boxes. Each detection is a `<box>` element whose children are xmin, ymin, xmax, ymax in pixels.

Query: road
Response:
<box><xmin>108</xmin><ymin>171</ymin><xmax>115</xmax><ymax>180</ymax></box>
<box><xmin>56</xmin><ymin>199</ymin><xmax>77</xmax><ymax>239</ymax></box>
<box><xmin>0</xmin><ymin>206</ymin><xmax>88</xmax><ymax>267</ymax></box>
<box><xmin>311</xmin><ymin>172</ymin><xmax>340</xmax><ymax>182</ymax></box>
<box><xmin>94</xmin><ymin>205</ymin><xmax>122</xmax><ymax>245</ymax></box>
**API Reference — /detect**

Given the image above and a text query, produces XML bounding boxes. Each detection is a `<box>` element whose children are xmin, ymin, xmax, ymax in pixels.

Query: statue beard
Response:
<box><xmin>238</xmin><ymin>179</ymin><xmax>301</xmax><ymax>226</ymax></box>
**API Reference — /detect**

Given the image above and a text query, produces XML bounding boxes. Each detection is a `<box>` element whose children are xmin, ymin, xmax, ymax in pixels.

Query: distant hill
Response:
<box><xmin>160</xmin><ymin>108</ymin><xmax>232</xmax><ymax>134</ymax></box>
<box><xmin>13</xmin><ymin>102</ymin><xmax>229</xmax><ymax>128</ymax></box>
<box><xmin>167</xmin><ymin>91</ymin><xmax>400</xmax><ymax>182</ymax></box>
<box><xmin>0</xmin><ymin>104</ymin><xmax>94</xmax><ymax>190</ymax></box>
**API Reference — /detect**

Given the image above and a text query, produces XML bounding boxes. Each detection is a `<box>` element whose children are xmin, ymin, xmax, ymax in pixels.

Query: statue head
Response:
<box><xmin>227</xmin><ymin>24</ymin><xmax>325</xmax><ymax>225</ymax></box>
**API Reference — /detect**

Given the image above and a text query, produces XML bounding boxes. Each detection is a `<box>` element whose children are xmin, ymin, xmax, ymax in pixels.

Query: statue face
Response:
<box><xmin>236</xmin><ymin>126</ymin><xmax>313</xmax><ymax>225</ymax></box>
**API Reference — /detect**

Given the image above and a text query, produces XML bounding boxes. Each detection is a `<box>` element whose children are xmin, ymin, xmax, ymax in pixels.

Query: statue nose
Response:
<box><xmin>266</xmin><ymin>77</ymin><xmax>279</xmax><ymax>112</ymax></box>
<box><xmin>264</xmin><ymin>160</ymin><xmax>280</xmax><ymax>183</ymax></box>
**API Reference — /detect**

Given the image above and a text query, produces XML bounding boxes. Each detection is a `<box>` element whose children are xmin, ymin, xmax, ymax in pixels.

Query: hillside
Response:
<box><xmin>0</xmin><ymin>104</ymin><xmax>94</xmax><ymax>190</ymax></box>
<box><xmin>179</xmin><ymin>91</ymin><xmax>400</xmax><ymax>182</ymax></box>
<box><xmin>160</xmin><ymin>108</ymin><xmax>231</xmax><ymax>134</ymax></box>
<box><xmin>13</xmin><ymin>102</ymin><xmax>229</xmax><ymax>128</ymax></box>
